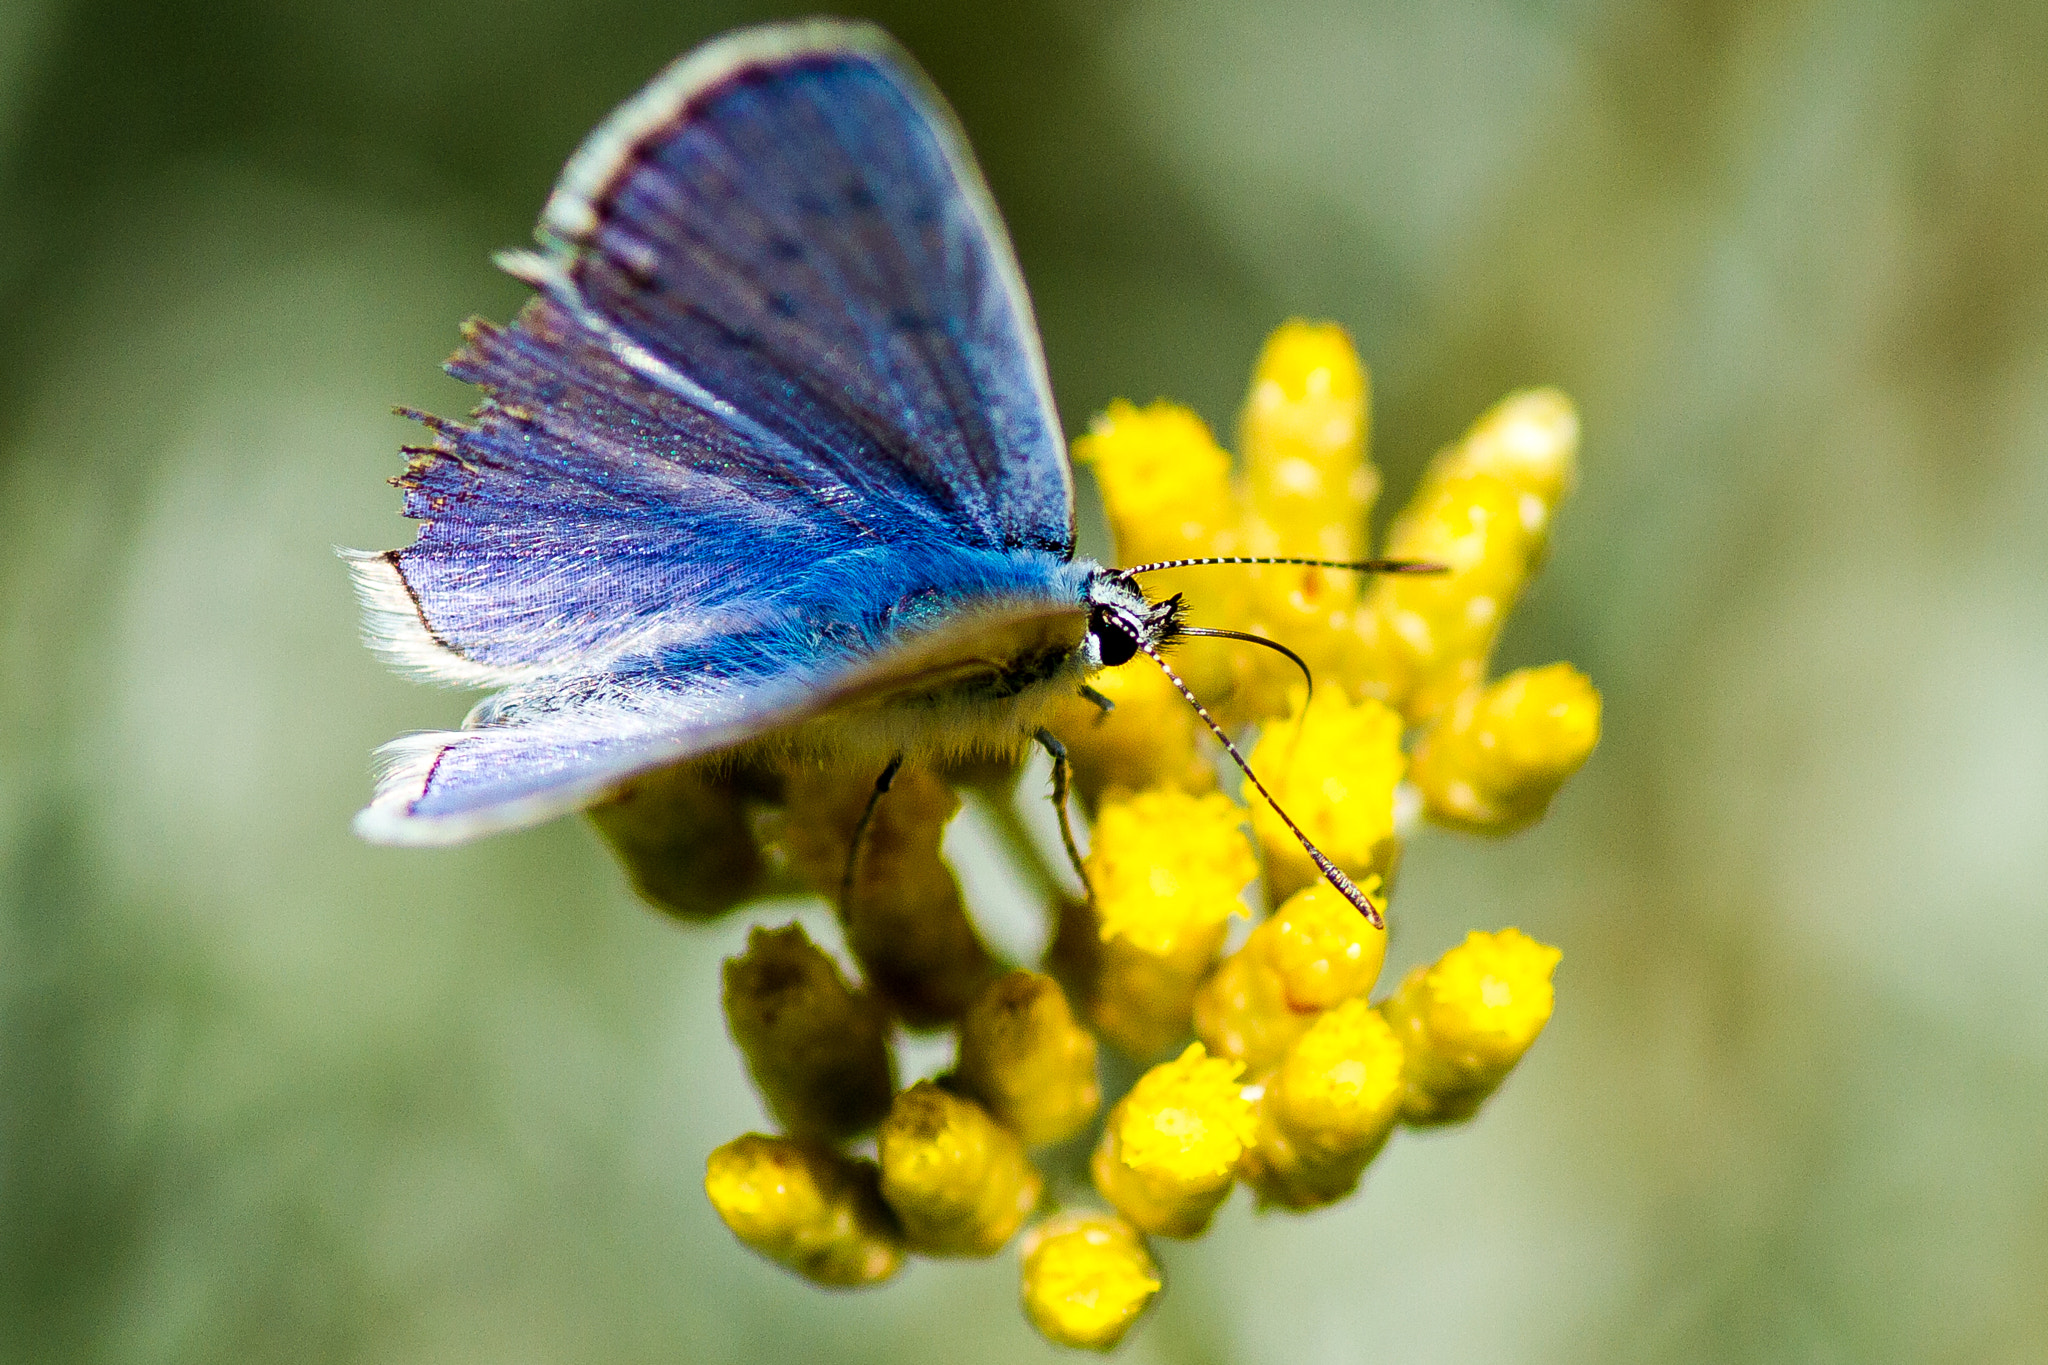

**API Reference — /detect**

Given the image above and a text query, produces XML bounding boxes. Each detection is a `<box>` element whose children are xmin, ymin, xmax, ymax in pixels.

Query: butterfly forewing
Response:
<box><xmin>540</xmin><ymin>20</ymin><xmax>1072</xmax><ymax>555</ymax></box>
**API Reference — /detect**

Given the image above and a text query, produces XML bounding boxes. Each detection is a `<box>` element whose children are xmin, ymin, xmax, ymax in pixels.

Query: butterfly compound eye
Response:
<box><xmin>1090</xmin><ymin>609</ymin><xmax>1139</xmax><ymax>667</ymax></box>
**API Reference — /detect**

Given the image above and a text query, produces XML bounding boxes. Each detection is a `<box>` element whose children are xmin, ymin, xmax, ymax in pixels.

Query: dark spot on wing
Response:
<box><xmin>767</xmin><ymin>293</ymin><xmax>799</xmax><ymax>319</ymax></box>
<box><xmin>844</xmin><ymin>178</ymin><xmax>878</xmax><ymax>211</ymax></box>
<box><xmin>768</xmin><ymin>236</ymin><xmax>804</xmax><ymax>261</ymax></box>
<box><xmin>889</xmin><ymin>309</ymin><xmax>932</xmax><ymax>333</ymax></box>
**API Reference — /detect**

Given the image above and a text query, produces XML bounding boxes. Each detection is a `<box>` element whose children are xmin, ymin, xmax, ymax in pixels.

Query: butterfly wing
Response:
<box><xmin>522</xmin><ymin>18</ymin><xmax>1072</xmax><ymax>554</ymax></box>
<box><xmin>356</xmin><ymin>598</ymin><xmax>1088</xmax><ymax>845</ymax></box>
<box><xmin>350</xmin><ymin>21</ymin><xmax>1088</xmax><ymax>843</ymax></box>
<box><xmin>347</xmin><ymin>296</ymin><xmax>960</xmax><ymax>687</ymax></box>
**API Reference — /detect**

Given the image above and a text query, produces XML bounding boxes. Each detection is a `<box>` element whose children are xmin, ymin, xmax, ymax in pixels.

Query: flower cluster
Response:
<box><xmin>590</xmin><ymin>321</ymin><xmax>1595</xmax><ymax>1350</ymax></box>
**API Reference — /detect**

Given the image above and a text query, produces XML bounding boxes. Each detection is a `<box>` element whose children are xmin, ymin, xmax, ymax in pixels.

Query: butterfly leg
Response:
<box><xmin>838</xmin><ymin>754</ymin><xmax>904</xmax><ymax>910</ymax></box>
<box><xmin>1077</xmin><ymin>684</ymin><xmax>1116</xmax><ymax>722</ymax></box>
<box><xmin>1033</xmin><ymin>727</ymin><xmax>1093</xmax><ymax>901</ymax></box>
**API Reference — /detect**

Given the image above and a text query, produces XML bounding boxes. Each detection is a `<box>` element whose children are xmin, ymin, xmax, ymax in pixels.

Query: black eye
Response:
<box><xmin>1091</xmin><ymin>610</ymin><xmax>1138</xmax><ymax>666</ymax></box>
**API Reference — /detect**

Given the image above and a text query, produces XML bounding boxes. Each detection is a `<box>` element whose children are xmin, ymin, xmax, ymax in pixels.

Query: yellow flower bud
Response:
<box><xmin>1410</xmin><ymin>664</ymin><xmax>1601</xmax><ymax>833</ymax></box>
<box><xmin>1073</xmin><ymin>402</ymin><xmax>1242</xmax><ymax>694</ymax></box>
<box><xmin>704</xmin><ymin>1135</ymin><xmax>903</xmax><ymax>1288</ymax></box>
<box><xmin>955</xmin><ymin>971</ymin><xmax>1101</xmax><ymax>1148</ymax></box>
<box><xmin>1193</xmin><ymin>880</ymin><xmax>1388</xmax><ymax>1072</ymax></box>
<box><xmin>1089</xmin><ymin>790</ymin><xmax>1256</xmax><ymax>955</ymax></box>
<box><xmin>1358</xmin><ymin>389</ymin><xmax>1575</xmax><ymax>723</ymax></box>
<box><xmin>1051</xmin><ymin>660</ymin><xmax>1215</xmax><ymax>809</ymax></box>
<box><xmin>587</xmin><ymin>760</ymin><xmax>773</xmax><ymax>919</ymax></box>
<box><xmin>1241</xmin><ymin>319</ymin><xmax>1373</xmax><ymax>520</ymax></box>
<box><xmin>1383</xmin><ymin>928</ymin><xmax>1561</xmax><ymax>1125</ymax></box>
<box><xmin>1091</xmin><ymin>1043</ymin><xmax>1256</xmax><ymax>1237</ymax></box>
<box><xmin>876</xmin><ymin>1082</ymin><xmax>1043</xmax><ymax>1257</ymax></box>
<box><xmin>1081</xmin><ymin>790</ymin><xmax>1255</xmax><ymax>1059</ymax></box>
<box><xmin>1262</xmin><ymin>880</ymin><xmax>1391</xmax><ymax>1010</ymax></box>
<box><xmin>1424</xmin><ymin>387</ymin><xmax>1578</xmax><ymax>527</ymax></box>
<box><xmin>774</xmin><ymin>765</ymin><xmax>997</xmax><ymax>1028</ymax></box>
<box><xmin>1248</xmin><ymin>690</ymin><xmax>1405</xmax><ymax>902</ymax></box>
<box><xmin>1190</xmin><ymin>938</ymin><xmax>1300</xmax><ymax>1076</ymax></box>
<box><xmin>1241</xmin><ymin>999</ymin><xmax>1405</xmax><ymax>1209</ymax></box>
<box><xmin>1073</xmin><ymin>399</ymin><xmax>1237</xmax><ymax>574</ymax></box>
<box><xmin>721</xmin><ymin>924</ymin><xmax>895</xmax><ymax>1141</ymax></box>
<box><xmin>1359</xmin><ymin>469</ymin><xmax>1539</xmax><ymax>723</ymax></box>
<box><xmin>1225</xmin><ymin>321</ymin><xmax>1380</xmax><ymax>721</ymax></box>
<box><xmin>1018</xmin><ymin>1212</ymin><xmax>1161</xmax><ymax>1351</ymax></box>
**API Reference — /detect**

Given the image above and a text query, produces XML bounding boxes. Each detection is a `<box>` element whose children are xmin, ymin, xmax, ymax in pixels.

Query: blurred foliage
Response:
<box><xmin>3</xmin><ymin>1</ymin><xmax>2046</xmax><ymax>1362</ymax></box>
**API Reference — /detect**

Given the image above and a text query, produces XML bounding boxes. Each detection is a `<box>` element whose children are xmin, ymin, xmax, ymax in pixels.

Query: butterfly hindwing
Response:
<box><xmin>357</xmin><ymin>598</ymin><xmax>1089</xmax><ymax>844</ymax></box>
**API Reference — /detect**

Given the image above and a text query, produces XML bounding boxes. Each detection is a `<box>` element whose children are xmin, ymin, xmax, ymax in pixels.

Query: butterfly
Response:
<box><xmin>347</xmin><ymin>19</ymin><xmax>1426</xmax><ymax>921</ymax></box>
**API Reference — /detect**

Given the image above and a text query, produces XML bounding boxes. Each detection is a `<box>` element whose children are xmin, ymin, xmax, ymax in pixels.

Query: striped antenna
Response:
<box><xmin>1115</xmin><ymin>555</ymin><xmax>1445</xmax><ymax>578</ymax></box>
<box><xmin>1133</xmin><ymin>637</ymin><xmax>1382</xmax><ymax>928</ymax></box>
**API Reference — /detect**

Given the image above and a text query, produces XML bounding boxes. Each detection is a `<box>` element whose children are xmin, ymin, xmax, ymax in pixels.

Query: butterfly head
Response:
<box><xmin>1081</xmin><ymin>572</ymin><xmax>1185</xmax><ymax>669</ymax></box>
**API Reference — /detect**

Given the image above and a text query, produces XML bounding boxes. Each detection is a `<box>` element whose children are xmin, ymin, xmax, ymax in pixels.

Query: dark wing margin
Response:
<box><xmin>499</xmin><ymin>18</ymin><xmax>1075</xmax><ymax>557</ymax></box>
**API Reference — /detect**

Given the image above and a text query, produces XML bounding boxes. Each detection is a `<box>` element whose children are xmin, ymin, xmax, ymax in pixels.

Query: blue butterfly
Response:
<box><xmin>348</xmin><ymin>20</ymin><xmax>1417</xmax><ymax>920</ymax></box>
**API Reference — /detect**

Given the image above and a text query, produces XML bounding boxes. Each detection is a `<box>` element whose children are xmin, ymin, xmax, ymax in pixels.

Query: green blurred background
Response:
<box><xmin>4</xmin><ymin>0</ymin><xmax>2045</xmax><ymax>1361</ymax></box>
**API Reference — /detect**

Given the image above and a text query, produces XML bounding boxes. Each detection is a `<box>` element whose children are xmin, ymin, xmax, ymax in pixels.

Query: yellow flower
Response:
<box><xmin>587</xmin><ymin>320</ymin><xmax>1595</xmax><ymax>1341</ymax></box>
<box><xmin>704</xmin><ymin>1135</ymin><xmax>903</xmax><ymax>1288</ymax></box>
<box><xmin>1018</xmin><ymin>1212</ymin><xmax>1162</xmax><ymax>1351</ymax></box>
<box><xmin>1091</xmin><ymin>1043</ymin><xmax>1256</xmax><ymax>1237</ymax></box>
<box><xmin>1384</xmin><ymin>928</ymin><xmax>1562</xmax><ymax>1125</ymax></box>
<box><xmin>1089</xmin><ymin>789</ymin><xmax>1256</xmax><ymax>955</ymax></box>
<box><xmin>1262</xmin><ymin>880</ymin><xmax>1391</xmax><ymax>1010</ymax></box>
<box><xmin>1227</xmin><ymin>321</ymin><xmax>1381</xmax><ymax>719</ymax></box>
<box><xmin>1357</xmin><ymin>389</ymin><xmax>1576</xmax><ymax>723</ymax></box>
<box><xmin>1248</xmin><ymin>689</ymin><xmax>1406</xmax><ymax>901</ymax></box>
<box><xmin>1240</xmin><ymin>319</ymin><xmax>1374</xmax><ymax>530</ymax></box>
<box><xmin>1074</xmin><ymin>400</ymin><xmax>1243</xmax><ymax>691</ymax></box>
<box><xmin>1357</xmin><ymin>471</ymin><xmax>1537</xmax><ymax>722</ymax></box>
<box><xmin>1189</xmin><ymin>928</ymin><xmax>1301</xmax><ymax>1075</ymax></box>
<box><xmin>876</xmin><ymin>1082</ymin><xmax>1043</xmax><ymax>1256</ymax></box>
<box><xmin>1073</xmin><ymin>398</ymin><xmax>1238</xmax><ymax>578</ymax></box>
<box><xmin>1193</xmin><ymin>879</ymin><xmax>1389</xmax><ymax>1073</ymax></box>
<box><xmin>1239</xmin><ymin>998</ymin><xmax>1407</xmax><ymax>1209</ymax></box>
<box><xmin>1079</xmin><ymin>789</ymin><xmax>1256</xmax><ymax>1059</ymax></box>
<box><xmin>720</xmin><ymin>924</ymin><xmax>894</xmax><ymax>1141</ymax></box>
<box><xmin>1409</xmin><ymin>663</ymin><xmax>1602</xmax><ymax>833</ymax></box>
<box><xmin>955</xmin><ymin>971</ymin><xmax>1101</xmax><ymax>1148</ymax></box>
<box><xmin>1420</xmin><ymin>387</ymin><xmax>1578</xmax><ymax>527</ymax></box>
